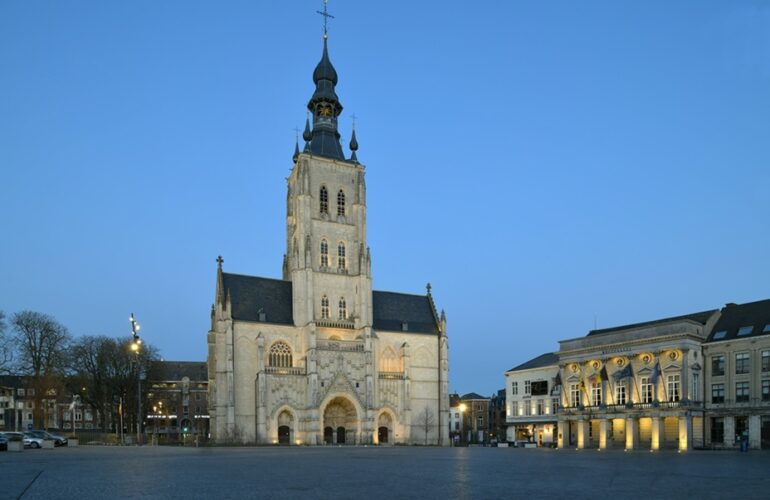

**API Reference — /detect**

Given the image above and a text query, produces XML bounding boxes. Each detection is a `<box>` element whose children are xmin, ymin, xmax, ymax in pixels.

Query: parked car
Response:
<box><xmin>23</xmin><ymin>432</ymin><xmax>45</xmax><ymax>449</ymax></box>
<box><xmin>3</xmin><ymin>431</ymin><xmax>34</xmax><ymax>448</ymax></box>
<box><xmin>26</xmin><ymin>430</ymin><xmax>68</xmax><ymax>447</ymax></box>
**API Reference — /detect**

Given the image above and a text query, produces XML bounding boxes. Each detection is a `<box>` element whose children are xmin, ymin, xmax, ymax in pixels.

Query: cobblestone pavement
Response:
<box><xmin>1</xmin><ymin>446</ymin><xmax>769</xmax><ymax>499</ymax></box>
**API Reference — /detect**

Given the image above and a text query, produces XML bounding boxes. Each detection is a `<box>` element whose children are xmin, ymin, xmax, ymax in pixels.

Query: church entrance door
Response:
<box><xmin>378</xmin><ymin>426</ymin><xmax>389</xmax><ymax>443</ymax></box>
<box><xmin>323</xmin><ymin>396</ymin><xmax>358</xmax><ymax>446</ymax></box>
<box><xmin>377</xmin><ymin>412</ymin><xmax>393</xmax><ymax>444</ymax></box>
<box><xmin>324</xmin><ymin>426</ymin><xmax>334</xmax><ymax>444</ymax></box>
<box><xmin>278</xmin><ymin>426</ymin><xmax>291</xmax><ymax>445</ymax></box>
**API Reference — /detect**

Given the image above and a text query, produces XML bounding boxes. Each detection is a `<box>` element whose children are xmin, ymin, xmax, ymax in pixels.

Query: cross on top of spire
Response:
<box><xmin>317</xmin><ymin>0</ymin><xmax>334</xmax><ymax>39</ymax></box>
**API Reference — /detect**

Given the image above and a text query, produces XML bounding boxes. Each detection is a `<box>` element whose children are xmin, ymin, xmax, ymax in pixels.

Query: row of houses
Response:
<box><xmin>0</xmin><ymin>361</ymin><xmax>209</xmax><ymax>441</ymax></box>
<box><xmin>504</xmin><ymin>298</ymin><xmax>770</xmax><ymax>450</ymax></box>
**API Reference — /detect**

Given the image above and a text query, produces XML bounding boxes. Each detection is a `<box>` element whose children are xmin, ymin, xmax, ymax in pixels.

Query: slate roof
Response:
<box><xmin>460</xmin><ymin>392</ymin><xmax>488</xmax><ymax>401</ymax></box>
<box><xmin>705</xmin><ymin>299</ymin><xmax>770</xmax><ymax>343</ymax></box>
<box><xmin>223</xmin><ymin>273</ymin><xmax>294</xmax><ymax>325</ymax></box>
<box><xmin>222</xmin><ymin>273</ymin><xmax>439</xmax><ymax>334</ymax></box>
<box><xmin>507</xmin><ymin>352</ymin><xmax>559</xmax><ymax>373</ymax></box>
<box><xmin>586</xmin><ymin>309</ymin><xmax>717</xmax><ymax>337</ymax></box>
<box><xmin>372</xmin><ymin>291</ymin><xmax>439</xmax><ymax>334</ymax></box>
<box><xmin>149</xmin><ymin>361</ymin><xmax>207</xmax><ymax>382</ymax></box>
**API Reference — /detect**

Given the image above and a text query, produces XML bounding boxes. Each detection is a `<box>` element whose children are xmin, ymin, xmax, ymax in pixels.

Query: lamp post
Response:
<box><xmin>458</xmin><ymin>403</ymin><xmax>467</xmax><ymax>446</ymax></box>
<box><xmin>129</xmin><ymin>313</ymin><xmax>143</xmax><ymax>445</ymax></box>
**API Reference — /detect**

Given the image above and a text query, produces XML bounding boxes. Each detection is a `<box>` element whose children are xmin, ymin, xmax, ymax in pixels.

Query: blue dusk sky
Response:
<box><xmin>1</xmin><ymin>1</ymin><xmax>768</xmax><ymax>396</ymax></box>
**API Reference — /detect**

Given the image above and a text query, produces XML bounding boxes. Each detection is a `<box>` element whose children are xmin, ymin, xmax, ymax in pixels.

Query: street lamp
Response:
<box><xmin>129</xmin><ymin>313</ymin><xmax>143</xmax><ymax>445</ymax></box>
<box><xmin>458</xmin><ymin>403</ymin><xmax>467</xmax><ymax>445</ymax></box>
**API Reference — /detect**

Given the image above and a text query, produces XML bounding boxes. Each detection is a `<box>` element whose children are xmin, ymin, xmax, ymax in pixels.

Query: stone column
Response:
<box><xmin>557</xmin><ymin>420</ymin><xmax>566</xmax><ymax>449</ymax></box>
<box><xmin>599</xmin><ymin>419</ymin><xmax>609</xmax><ymax>450</ymax></box>
<box><xmin>724</xmin><ymin>416</ymin><xmax>736</xmax><ymax>448</ymax></box>
<box><xmin>625</xmin><ymin>417</ymin><xmax>637</xmax><ymax>450</ymax></box>
<box><xmin>749</xmin><ymin>415</ymin><xmax>761</xmax><ymax>449</ymax></box>
<box><xmin>651</xmin><ymin>417</ymin><xmax>662</xmax><ymax>451</ymax></box>
<box><xmin>678</xmin><ymin>415</ymin><xmax>693</xmax><ymax>451</ymax></box>
<box><xmin>576</xmin><ymin>420</ymin><xmax>587</xmax><ymax>449</ymax></box>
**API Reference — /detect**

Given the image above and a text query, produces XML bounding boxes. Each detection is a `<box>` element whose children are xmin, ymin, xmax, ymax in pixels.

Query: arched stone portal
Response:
<box><xmin>277</xmin><ymin>409</ymin><xmax>293</xmax><ymax>445</ymax></box>
<box><xmin>323</xmin><ymin>397</ymin><xmax>358</xmax><ymax>445</ymax></box>
<box><xmin>377</xmin><ymin>412</ymin><xmax>393</xmax><ymax>444</ymax></box>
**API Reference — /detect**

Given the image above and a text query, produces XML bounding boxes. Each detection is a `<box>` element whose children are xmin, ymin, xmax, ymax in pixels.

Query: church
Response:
<box><xmin>207</xmin><ymin>19</ymin><xmax>449</xmax><ymax>446</ymax></box>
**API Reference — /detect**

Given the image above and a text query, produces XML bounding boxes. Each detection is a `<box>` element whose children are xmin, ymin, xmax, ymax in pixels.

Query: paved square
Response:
<box><xmin>1</xmin><ymin>446</ymin><xmax>769</xmax><ymax>499</ymax></box>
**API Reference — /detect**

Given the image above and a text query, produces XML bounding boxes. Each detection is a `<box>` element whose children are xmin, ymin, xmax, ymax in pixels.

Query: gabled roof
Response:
<box><xmin>149</xmin><ymin>361</ymin><xmax>207</xmax><ymax>382</ymax></box>
<box><xmin>221</xmin><ymin>272</ymin><xmax>439</xmax><ymax>334</ymax></box>
<box><xmin>587</xmin><ymin>310</ymin><xmax>717</xmax><ymax>337</ymax></box>
<box><xmin>706</xmin><ymin>299</ymin><xmax>770</xmax><ymax>343</ymax></box>
<box><xmin>460</xmin><ymin>392</ymin><xmax>488</xmax><ymax>401</ymax></box>
<box><xmin>223</xmin><ymin>273</ymin><xmax>294</xmax><ymax>325</ymax></box>
<box><xmin>372</xmin><ymin>291</ymin><xmax>439</xmax><ymax>334</ymax></box>
<box><xmin>507</xmin><ymin>352</ymin><xmax>558</xmax><ymax>373</ymax></box>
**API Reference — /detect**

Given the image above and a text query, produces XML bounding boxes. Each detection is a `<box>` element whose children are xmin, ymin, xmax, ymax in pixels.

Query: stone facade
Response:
<box><xmin>207</xmin><ymin>34</ymin><xmax>449</xmax><ymax>446</ymax></box>
<box><xmin>702</xmin><ymin>301</ymin><xmax>770</xmax><ymax>449</ymax></box>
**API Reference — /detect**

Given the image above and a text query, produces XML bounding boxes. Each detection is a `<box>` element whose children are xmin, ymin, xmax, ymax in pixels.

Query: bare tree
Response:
<box><xmin>11</xmin><ymin>311</ymin><xmax>72</xmax><ymax>428</ymax></box>
<box><xmin>0</xmin><ymin>310</ymin><xmax>13</xmax><ymax>374</ymax></box>
<box><xmin>418</xmin><ymin>407</ymin><xmax>435</xmax><ymax>445</ymax></box>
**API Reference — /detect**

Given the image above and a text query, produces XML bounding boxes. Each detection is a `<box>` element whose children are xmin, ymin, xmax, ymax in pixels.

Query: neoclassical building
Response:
<box><xmin>556</xmin><ymin>310</ymin><xmax>720</xmax><ymax>451</ymax></box>
<box><xmin>207</xmin><ymin>31</ymin><xmax>449</xmax><ymax>445</ymax></box>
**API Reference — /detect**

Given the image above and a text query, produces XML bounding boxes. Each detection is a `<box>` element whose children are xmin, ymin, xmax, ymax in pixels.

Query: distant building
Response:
<box><xmin>703</xmin><ymin>300</ymin><xmax>770</xmax><ymax>449</ymax></box>
<box><xmin>504</xmin><ymin>353</ymin><xmax>559</xmax><ymax>446</ymax></box>
<box><xmin>0</xmin><ymin>376</ymin><xmax>67</xmax><ymax>431</ymax></box>
<box><xmin>448</xmin><ymin>393</ymin><xmax>463</xmax><ymax>444</ymax></box>
<box><xmin>488</xmin><ymin>389</ymin><xmax>507</xmax><ymax>442</ymax></box>
<box><xmin>146</xmin><ymin>361</ymin><xmax>209</xmax><ymax>440</ymax></box>
<box><xmin>460</xmin><ymin>393</ymin><xmax>490</xmax><ymax>444</ymax></box>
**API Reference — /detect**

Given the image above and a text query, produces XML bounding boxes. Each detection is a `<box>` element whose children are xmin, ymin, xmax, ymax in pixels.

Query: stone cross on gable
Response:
<box><xmin>216</xmin><ymin>255</ymin><xmax>224</xmax><ymax>268</ymax></box>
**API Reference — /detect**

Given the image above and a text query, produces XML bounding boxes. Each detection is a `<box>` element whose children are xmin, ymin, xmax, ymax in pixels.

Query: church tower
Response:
<box><xmin>284</xmin><ymin>34</ymin><xmax>372</xmax><ymax>332</ymax></box>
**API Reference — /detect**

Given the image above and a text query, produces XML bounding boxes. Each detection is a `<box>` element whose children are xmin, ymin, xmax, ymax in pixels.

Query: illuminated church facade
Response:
<box><xmin>207</xmin><ymin>24</ymin><xmax>449</xmax><ymax>446</ymax></box>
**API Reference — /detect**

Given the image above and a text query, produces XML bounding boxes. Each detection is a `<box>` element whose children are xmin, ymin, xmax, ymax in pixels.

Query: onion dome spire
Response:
<box><xmin>306</xmin><ymin>3</ymin><xmax>345</xmax><ymax>160</ymax></box>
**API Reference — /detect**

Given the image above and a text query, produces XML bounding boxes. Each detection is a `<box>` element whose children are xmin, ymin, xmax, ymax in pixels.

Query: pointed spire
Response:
<box><xmin>293</xmin><ymin>135</ymin><xmax>300</xmax><ymax>162</ymax></box>
<box><xmin>349</xmin><ymin>115</ymin><xmax>359</xmax><ymax>162</ymax></box>
<box><xmin>303</xmin><ymin>114</ymin><xmax>312</xmax><ymax>142</ymax></box>
<box><xmin>215</xmin><ymin>255</ymin><xmax>225</xmax><ymax>306</ymax></box>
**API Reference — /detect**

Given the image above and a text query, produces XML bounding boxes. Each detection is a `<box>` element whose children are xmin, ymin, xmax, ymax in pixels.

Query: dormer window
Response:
<box><xmin>320</xmin><ymin>186</ymin><xmax>329</xmax><ymax>214</ymax></box>
<box><xmin>337</xmin><ymin>190</ymin><xmax>346</xmax><ymax>216</ymax></box>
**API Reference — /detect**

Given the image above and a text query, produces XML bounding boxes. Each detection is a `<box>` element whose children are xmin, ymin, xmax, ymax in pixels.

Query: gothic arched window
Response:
<box><xmin>320</xmin><ymin>186</ymin><xmax>329</xmax><ymax>214</ymax></box>
<box><xmin>320</xmin><ymin>239</ymin><xmax>329</xmax><ymax>268</ymax></box>
<box><xmin>338</xmin><ymin>242</ymin><xmax>346</xmax><ymax>270</ymax></box>
<box><xmin>338</xmin><ymin>297</ymin><xmax>347</xmax><ymax>320</ymax></box>
<box><xmin>337</xmin><ymin>189</ymin><xmax>346</xmax><ymax>217</ymax></box>
<box><xmin>321</xmin><ymin>296</ymin><xmax>330</xmax><ymax>319</ymax></box>
<box><xmin>269</xmin><ymin>342</ymin><xmax>292</xmax><ymax>368</ymax></box>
